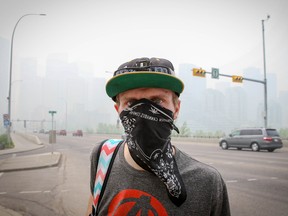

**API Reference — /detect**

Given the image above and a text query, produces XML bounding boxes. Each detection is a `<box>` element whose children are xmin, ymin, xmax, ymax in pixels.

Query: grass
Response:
<box><xmin>0</xmin><ymin>133</ymin><xmax>14</xmax><ymax>149</ymax></box>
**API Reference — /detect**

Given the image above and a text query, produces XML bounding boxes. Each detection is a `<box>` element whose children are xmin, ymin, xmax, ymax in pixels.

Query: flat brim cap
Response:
<box><xmin>106</xmin><ymin>57</ymin><xmax>184</xmax><ymax>100</ymax></box>
<box><xmin>106</xmin><ymin>72</ymin><xmax>184</xmax><ymax>99</ymax></box>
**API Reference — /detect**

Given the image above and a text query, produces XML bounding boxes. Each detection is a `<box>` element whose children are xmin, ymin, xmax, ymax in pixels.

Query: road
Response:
<box><xmin>0</xmin><ymin>134</ymin><xmax>287</xmax><ymax>216</ymax></box>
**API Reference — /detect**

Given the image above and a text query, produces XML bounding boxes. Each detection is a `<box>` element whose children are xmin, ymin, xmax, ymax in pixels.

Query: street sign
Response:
<box><xmin>3</xmin><ymin>114</ymin><xmax>10</xmax><ymax>128</ymax></box>
<box><xmin>4</xmin><ymin>119</ymin><xmax>10</xmax><ymax>127</ymax></box>
<box><xmin>211</xmin><ymin>68</ymin><xmax>219</xmax><ymax>79</ymax></box>
<box><xmin>3</xmin><ymin>114</ymin><xmax>9</xmax><ymax>120</ymax></box>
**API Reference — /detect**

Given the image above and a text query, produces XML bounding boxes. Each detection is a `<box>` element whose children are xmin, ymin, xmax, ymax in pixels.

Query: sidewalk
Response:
<box><xmin>0</xmin><ymin>132</ymin><xmax>62</xmax><ymax>216</ymax></box>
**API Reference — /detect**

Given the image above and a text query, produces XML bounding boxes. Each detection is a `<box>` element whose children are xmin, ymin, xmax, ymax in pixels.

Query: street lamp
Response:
<box><xmin>262</xmin><ymin>15</ymin><xmax>270</xmax><ymax>128</ymax></box>
<box><xmin>7</xmin><ymin>13</ymin><xmax>46</xmax><ymax>142</ymax></box>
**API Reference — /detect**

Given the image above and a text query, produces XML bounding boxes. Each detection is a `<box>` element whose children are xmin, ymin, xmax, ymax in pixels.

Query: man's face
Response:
<box><xmin>114</xmin><ymin>88</ymin><xmax>180</xmax><ymax>120</ymax></box>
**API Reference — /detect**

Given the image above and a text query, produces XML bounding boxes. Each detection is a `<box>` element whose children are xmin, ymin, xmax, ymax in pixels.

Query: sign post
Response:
<box><xmin>48</xmin><ymin>111</ymin><xmax>57</xmax><ymax>153</ymax></box>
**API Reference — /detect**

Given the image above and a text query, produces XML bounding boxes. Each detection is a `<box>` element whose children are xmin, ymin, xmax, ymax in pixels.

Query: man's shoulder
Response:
<box><xmin>176</xmin><ymin>147</ymin><xmax>223</xmax><ymax>180</ymax></box>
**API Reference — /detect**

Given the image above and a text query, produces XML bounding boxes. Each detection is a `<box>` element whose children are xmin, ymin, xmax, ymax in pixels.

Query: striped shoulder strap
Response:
<box><xmin>92</xmin><ymin>139</ymin><xmax>123</xmax><ymax>214</ymax></box>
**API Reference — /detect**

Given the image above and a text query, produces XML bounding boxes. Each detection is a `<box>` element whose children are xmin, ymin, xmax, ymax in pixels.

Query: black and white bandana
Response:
<box><xmin>120</xmin><ymin>98</ymin><xmax>187</xmax><ymax>206</ymax></box>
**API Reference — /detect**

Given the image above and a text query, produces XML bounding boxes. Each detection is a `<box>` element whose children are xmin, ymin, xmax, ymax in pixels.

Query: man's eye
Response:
<box><xmin>127</xmin><ymin>100</ymin><xmax>136</xmax><ymax>107</ymax></box>
<box><xmin>151</xmin><ymin>98</ymin><xmax>163</xmax><ymax>105</ymax></box>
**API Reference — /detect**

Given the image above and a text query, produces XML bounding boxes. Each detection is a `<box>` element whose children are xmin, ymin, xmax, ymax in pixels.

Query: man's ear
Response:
<box><xmin>114</xmin><ymin>103</ymin><xmax>119</xmax><ymax>113</ymax></box>
<box><xmin>173</xmin><ymin>100</ymin><xmax>181</xmax><ymax>120</ymax></box>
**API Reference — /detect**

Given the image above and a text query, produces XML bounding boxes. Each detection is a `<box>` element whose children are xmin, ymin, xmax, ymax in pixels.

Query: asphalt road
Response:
<box><xmin>0</xmin><ymin>134</ymin><xmax>287</xmax><ymax>216</ymax></box>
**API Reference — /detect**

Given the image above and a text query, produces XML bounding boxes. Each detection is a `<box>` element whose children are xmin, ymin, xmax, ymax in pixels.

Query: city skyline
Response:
<box><xmin>1</xmin><ymin>51</ymin><xmax>287</xmax><ymax>135</ymax></box>
<box><xmin>1</xmin><ymin>0</ymin><xmax>288</xmax><ymax>134</ymax></box>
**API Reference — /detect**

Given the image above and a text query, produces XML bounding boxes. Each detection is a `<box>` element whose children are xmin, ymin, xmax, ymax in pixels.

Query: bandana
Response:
<box><xmin>120</xmin><ymin>98</ymin><xmax>187</xmax><ymax>206</ymax></box>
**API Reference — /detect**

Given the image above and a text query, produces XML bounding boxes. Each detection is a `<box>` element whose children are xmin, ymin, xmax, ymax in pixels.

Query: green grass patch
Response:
<box><xmin>0</xmin><ymin>133</ymin><xmax>14</xmax><ymax>149</ymax></box>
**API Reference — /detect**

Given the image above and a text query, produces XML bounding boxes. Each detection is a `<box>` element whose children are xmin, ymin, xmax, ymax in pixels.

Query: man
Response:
<box><xmin>86</xmin><ymin>57</ymin><xmax>230</xmax><ymax>215</ymax></box>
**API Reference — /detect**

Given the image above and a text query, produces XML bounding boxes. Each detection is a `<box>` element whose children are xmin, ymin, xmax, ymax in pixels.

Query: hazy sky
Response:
<box><xmin>1</xmin><ymin>0</ymin><xmax>287</xmax><ymax>92</ymax></box>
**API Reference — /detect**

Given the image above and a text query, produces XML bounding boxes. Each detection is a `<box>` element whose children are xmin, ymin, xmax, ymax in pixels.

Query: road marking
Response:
<box><xmin>226</xmin><ymin>180</ymin><xmax>238</xmax><ymax>183</ymax></box>
<box><xmin>0</xmin><ymin>192</ymin><xmax>7</xmax><ymax>195</ymax></box>
<box><xmin>20</xmin><ymin>191</ymin><xmax>42</xmax><ymax>194</ymax></box>
<box><xmin>43</xmin><ymin>190</ymin><xmax>51</xmax><ymax>193</ymax></box>
<box><xmin>270</xmin><ymin>177</ymin><xmax>278</xmax><ymax>180</ymax></box>
<box><xmin>247</xmin><ymin>178</ymin><xmax>257</xmax><ymax>181</ymax></box>
<box><xmin>0</xmin><ymin>173</ymin><xmax>3</xmax><ymax>178</ymax></box>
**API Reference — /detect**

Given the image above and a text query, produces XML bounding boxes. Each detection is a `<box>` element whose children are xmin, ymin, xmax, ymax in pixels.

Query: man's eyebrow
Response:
<box><xmin>121</xmin><ymin>95</ymin><xmax>136</xmax><ymax>101</ymax></box>
<box><xmin>151</xmin><ymin>93</ymin><xmax>170</xmax><ymax>99</ymax></box>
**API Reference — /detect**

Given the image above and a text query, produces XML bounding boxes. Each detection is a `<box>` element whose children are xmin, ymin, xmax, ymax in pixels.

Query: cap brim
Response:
<box><xmin>106</xmin><ymin>72</ymin><xmax>184</xmax><ymax>99</ymax></box>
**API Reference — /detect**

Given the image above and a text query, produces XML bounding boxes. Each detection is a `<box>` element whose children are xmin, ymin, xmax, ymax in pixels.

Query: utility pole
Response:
<box><xmin>262</xmin><ymin>15</ymin><xmax>270</xmax><ymax>128</ymax></box>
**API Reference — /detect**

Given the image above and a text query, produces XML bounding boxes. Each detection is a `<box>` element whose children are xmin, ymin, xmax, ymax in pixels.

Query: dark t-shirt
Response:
<box><xmin>90</xmin><ymin>142</ymin><xmax>230</xmax><ymax>216</ymax></box>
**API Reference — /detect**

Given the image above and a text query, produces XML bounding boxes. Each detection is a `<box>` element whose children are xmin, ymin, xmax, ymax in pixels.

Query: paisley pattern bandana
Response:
<box><xmin>120</xmin><ymin>98</ymin><xmax>187</xmax><ymax>206</ymax></box>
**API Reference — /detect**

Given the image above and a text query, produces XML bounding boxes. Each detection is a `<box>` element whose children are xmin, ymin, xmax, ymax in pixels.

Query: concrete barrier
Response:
<box><xmin>16</xmin><ymin>132</ymin><xmax>43</xmax><ymax>145</ymax></box>
<box><xmin>172</xmin><ymin>136</ymin><xmax>220</xmax><ymax>143</ymax></box>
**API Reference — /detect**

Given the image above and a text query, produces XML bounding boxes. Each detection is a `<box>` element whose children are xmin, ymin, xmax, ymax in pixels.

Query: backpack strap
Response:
<box><xmin>91</xmin><ymin>139</ymin><xmax>123</xmax><ymax>215</ymax></box>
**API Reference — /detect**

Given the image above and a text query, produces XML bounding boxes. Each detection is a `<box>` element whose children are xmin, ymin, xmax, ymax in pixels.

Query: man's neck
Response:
<box><xmin>124</xmin><ymin>143</ymin><xmax>144</xmax><ymax>170</ymax></box>
<box><xmin>123</xmin><ymin>142</ymin><xmax>176</xmax><ymax>171</ymax></box>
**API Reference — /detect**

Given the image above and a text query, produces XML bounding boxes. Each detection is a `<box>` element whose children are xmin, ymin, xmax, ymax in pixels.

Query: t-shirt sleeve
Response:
<box><xmin>211</xmin><ymin>175</ymin><xmax>231</xmax><ymax>216</ymax></box>
<box><xmin>219</xmin><ymin>179</ymin><xmax>231</xmax><ymax>216</ymax></box>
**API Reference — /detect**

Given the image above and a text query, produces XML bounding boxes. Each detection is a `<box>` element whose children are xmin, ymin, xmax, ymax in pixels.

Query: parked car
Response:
<box><xmin>73</xmin><ymin>130</ymin><xmax>83</xmax><ymax>137</ymax></box>
<box><xmin>219</xmin><ymin>128</ymin><xmax>283</xmax><ymax>152</ymax></box>
<box><xmin>57</xmin><ymin>130</ymin><xmax>67</xmax><ymax>136</ymax></box>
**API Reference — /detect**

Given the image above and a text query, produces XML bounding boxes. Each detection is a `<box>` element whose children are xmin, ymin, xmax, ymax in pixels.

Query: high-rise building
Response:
<box><xmin>178</xmin><ymin>63</ymin><xmax>207</xmax><ymax>131</ymax></box>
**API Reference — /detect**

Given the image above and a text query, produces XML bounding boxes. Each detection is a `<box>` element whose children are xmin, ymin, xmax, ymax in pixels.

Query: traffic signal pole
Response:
<box><xmin>205</xmin><ymin>71</ymin><xmax>265</xmax><ymax>84</ymax></box>
<box><xmin>193</xmin><ymin>68</ymin><xmax>267</xmax><ymax>127</ymax></box>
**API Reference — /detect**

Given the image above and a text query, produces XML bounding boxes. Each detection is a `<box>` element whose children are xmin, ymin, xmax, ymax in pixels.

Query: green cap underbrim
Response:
<box><xmin>106</xmin><ymin>72</ymin><xmax>184</xmax><ymax>100</ymax></box>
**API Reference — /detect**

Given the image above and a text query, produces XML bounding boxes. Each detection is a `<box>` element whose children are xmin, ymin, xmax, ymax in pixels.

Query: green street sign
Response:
<box><xmin>211</xmin><ymin>68</ymin><xmax>219</xmax><ymax>79</ymax></box>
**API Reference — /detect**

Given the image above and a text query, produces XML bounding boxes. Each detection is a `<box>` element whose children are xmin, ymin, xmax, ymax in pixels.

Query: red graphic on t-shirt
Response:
<box><xmin>108</xmin><ymin>189</ymin><xmax>168</xmax><ymax>216</ymax></box>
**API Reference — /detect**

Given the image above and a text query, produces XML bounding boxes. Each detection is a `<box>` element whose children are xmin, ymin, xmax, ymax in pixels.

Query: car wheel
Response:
<box><xmin>251</xmin><ymin>142</ymin><xmax>260</xmax><ymax>151</ymax></box>
<box><xmin>268</xmin><ymin>149</ymin><xmax>275</xmax><ymax>152</ymax></box>
<box><xmin>221</xmin><ymin>141</ymin><xmax>228</xmax><ymax>150</ymax></box>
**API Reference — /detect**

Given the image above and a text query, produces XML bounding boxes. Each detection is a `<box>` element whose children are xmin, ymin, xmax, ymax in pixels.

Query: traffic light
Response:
<box><xmin>192</xmin><ymin>68</ymin><xmax>206</xmax><ymax>77</ymax></box>
<box><xmin>232</xmin><ymin>75</ymin><xmax>243</xmax><ymax>83</ymax></box>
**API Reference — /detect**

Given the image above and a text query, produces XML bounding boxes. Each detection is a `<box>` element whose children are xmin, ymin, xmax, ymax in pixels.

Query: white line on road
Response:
<box><xmin>43</xmin><ymin>190</ymin><xmax>51</xmax><ymax>193</ymax></box>
<box><xmin>247</xmin><ymin>178</ymin><xmax>257</xmax><ymax>181</ymax></box>
<box><xmin>0</xmin><ymin>173</ymin><xmax>3</xmax><ymax>178</ymax></box>
<box><xmin>226</xmin><ymin>180</ymin><xmax>238</xmax><ymax>183</ymax></box>
<box><xmin>0</xmin><ymin>192</ymin><xmax>7</xmax><ymax>195</ymax></box>
<box><xmin>270</xmin><ymin>177</ymin><xmax>278</xmax><ymax>180</ymax></box>
<box><xmin>20</xmin><ymin>191</ymin><xmax>42</xmax><ymax>194</ymax></box>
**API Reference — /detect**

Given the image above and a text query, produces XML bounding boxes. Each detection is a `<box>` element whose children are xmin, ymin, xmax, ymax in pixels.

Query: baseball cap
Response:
<box><xmin>106</xmin><ymin>57</ymin><xmax>184</xmax><ymax>101</ymax></box>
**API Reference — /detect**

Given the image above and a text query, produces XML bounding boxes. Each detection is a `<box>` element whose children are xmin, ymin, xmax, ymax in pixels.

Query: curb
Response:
<box><xmin>0</xmin><ymin>144</ymin><xmax>45</xmax><ymax>156</ymax></box>
<box><xmin>0</xmin><ymin>152</ymin><xmax>62</xmax><ymax>173</ymax></box>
